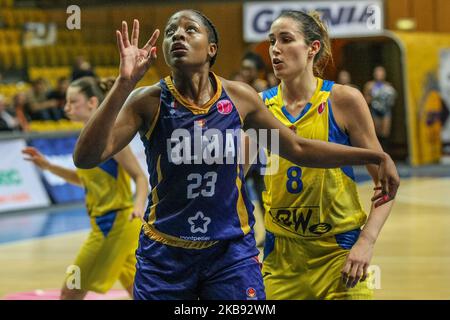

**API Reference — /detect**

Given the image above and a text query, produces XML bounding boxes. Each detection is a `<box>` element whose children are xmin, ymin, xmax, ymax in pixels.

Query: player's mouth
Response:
<box><xmin>272</xmin><ymin>58</ymin><xmax>284</xmax><ymax>70</ymax></box>
<box><xmin>171</xmin><ymin>42</ymin><xmax>188</xmax><ymax>54</ymax></box>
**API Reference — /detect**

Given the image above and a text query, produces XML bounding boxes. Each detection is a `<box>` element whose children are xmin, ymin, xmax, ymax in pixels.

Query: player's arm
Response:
<box><xmin>22</xmin><ymin>147</ymin><xmax>82</xmax><ymax>186</ymax></box>
<box><xmin>224</xmin><ymin>79</ymin><xmax>399</xmax><ymax>204</ymax></box>
<box><xmin>331</xmin><ymin>85</ymin><xmax>395</xmax><ymax>287</ymax></box>
<box><xmin>242</xmin><ymin>133</ymin><xmax>260</xmax><ymax>176</ymax></box>
<box><xmin>74</xmin><ymin>20</ymin><xmax>160</xmax><ymax>169</ymax></box>
<box><xmin>74</xmin><ymin>83</ymin><xmax>159</xmax><ymax>168</ymax></box>
<box><xmin>114</xmin><ymin>146</ymin><xmax>148</xmax><ymax>222</ymax></box>
<box><xmin>243</xmin><ymin>91</ymin><xmax>264</xmax><ymax>176</ymax></box>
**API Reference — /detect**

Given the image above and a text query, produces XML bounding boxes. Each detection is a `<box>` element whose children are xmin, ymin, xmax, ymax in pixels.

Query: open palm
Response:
<box><xmin>116</xmin><ymin>19</ymin><xmax>160</xmax><ymax>84</ymax></box>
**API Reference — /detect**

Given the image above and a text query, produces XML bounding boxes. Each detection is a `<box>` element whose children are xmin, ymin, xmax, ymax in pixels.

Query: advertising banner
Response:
<box><xmin>0</xmin><ymin>139</ymin><xmax>50</xmax><ymax>212</ymax></box>
<box><xmin>243</xmin><ymin>0</ymin><xmax>384</xmax><ymax>42</ymax></box>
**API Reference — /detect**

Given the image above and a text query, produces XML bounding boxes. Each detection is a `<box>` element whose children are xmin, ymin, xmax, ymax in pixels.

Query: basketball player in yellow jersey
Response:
<box><xmin>22</xmin><ymin>76</ymin><xmax>148</xmax><ymax>300</ymax></box>
<box><xmin>259</xmin><ymin>11</ymin><xmax>395</xmax><ymax>299</ymax></box>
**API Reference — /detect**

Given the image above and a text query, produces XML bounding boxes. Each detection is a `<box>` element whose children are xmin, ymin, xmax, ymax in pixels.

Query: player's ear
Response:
<box><xmin>208</xmin><ymin>43</ymin><xmax>217</xmax><ymax>61</ymax></box>
<box><xmin>87</xmin><ymin>96</ymin><xmax>99</xmax><ymax>110</ymax></box>
<box><xmin>309</xmin><ymin>40</ymin><xmax>321</xmax><ymax>58</ymax></box>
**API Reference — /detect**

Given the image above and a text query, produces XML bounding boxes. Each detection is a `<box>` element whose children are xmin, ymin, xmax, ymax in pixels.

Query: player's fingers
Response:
<box><xmin>131</xmin><ymin>19</ymin><xmax>139</xmax><ymax>46</ymax></box>
<box><xmin>371</xmin><ymin>192</ymin><xmax>384</xmax><ymax>202</ymax></box>
<box><xmin>122</xmin><ymin>21</ymin><xmax>131</xmax><ymax>47</ymax></box>
<box><xmin>361</xmin><ymin>264</ymin><xmax>369</xmax><ymax>282</ymax></box>
<box><xmin>351</xmin><ymin>264</ymin><xmax>364</xmax><ymax>288</ymax></box>
<box><xmin>142</xmin><ymin>29</ymin><xmax>160</xmax><ymax>53</ymax></box>
<box><xmin>116</xmin><ymin>30</ymin><xmax>125</xmax><ymax>53</ymax></box>
<box><xmin>22</xmin><ymin>146</ymin><xmax>37</xmax><ymax>154</ymax></box>
<box><xmin>145</xmin><ymin>47</ymin><xmax>157</xmax><ymax>65</ymax></box>
<box><xmin>388</xmin><ymin>180</ymin><xmax>399</xmax><ymax>200</ymax></box>
<box><xmin>341</xmin><ymin>260</ymin><xmax>352</xmax><ymax>285</ymax></box>
<box><xmin>374</xmin><ymin>194</ymin><xmax>391</xmax><ymax>208</ymax></box>
<box><xmin>373</xmin><ymin>186</ymin><xmax>382</xmax><ymax>191</ymax></box>
<box><xmin>347</xmin><ymin>263</ymin><xmax>359</xmax><ymax>288</ymax></box>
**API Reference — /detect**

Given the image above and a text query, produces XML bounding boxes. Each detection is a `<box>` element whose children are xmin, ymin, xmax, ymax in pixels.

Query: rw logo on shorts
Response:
<box><xmin>269</xmin><ymin>207</ymin><xmax>332</xmax><ymax>237</ymax></box>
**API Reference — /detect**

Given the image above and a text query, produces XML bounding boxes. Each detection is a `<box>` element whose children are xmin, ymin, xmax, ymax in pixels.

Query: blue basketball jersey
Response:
<box><xmin>140</xmin><ymin>72</ymin><xmax>254</xmax><ymax>248</ymax></box>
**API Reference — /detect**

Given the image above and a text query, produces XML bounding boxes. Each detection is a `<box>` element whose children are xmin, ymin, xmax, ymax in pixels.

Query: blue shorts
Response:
<box><xmin>133</xmin><ymin>229</ymin><xmax>265</xmax><ymax>300</ymax></box>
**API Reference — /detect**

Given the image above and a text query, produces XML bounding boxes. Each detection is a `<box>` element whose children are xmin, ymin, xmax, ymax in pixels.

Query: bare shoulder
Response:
<box><xmin>129</xmin><ymin>82</ymin><xmax>161</xmax><ymax>104</ymax></box>
<box><xmin>220</xmin><ymin>77</ymin><xmax>259</xmax><ymax>99</ymax></box>
<box><xmin>331</xmin><ymin>83</ymin><xmax>365</xmax><ymax>108</ymax></box>
<box><xmin>125</xmin><ymin>82</ymin><xmax>162</xmax><ymax>115</ymax></box>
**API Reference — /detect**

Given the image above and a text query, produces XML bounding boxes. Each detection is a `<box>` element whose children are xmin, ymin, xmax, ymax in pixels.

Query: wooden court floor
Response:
<box><xmin>1</xmin><ymin>177</ymin><xmax>450</xmax><ymax>299</ymax></box>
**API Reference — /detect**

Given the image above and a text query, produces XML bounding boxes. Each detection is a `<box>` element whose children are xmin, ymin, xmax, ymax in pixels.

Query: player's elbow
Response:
<box><xmin>73</xmin><ymin>151</ymin><xmax>97</xmax><ymax>169</ymax></box>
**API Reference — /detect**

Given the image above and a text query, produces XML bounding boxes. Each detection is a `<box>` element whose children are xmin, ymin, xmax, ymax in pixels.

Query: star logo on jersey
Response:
<box><xmin>188</xmin><ymin>211</ymin><xmax>211</xmax><ymax>234</ymax></box>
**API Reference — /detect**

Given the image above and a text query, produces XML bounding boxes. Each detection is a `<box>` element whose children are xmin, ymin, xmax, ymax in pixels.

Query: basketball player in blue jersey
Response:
<box><xmin>259</xmin><ymin>11</ymin><xmax>395</xmax><ymax>299</ymax></box>
<box><xmin>73</xmin><ymin>10</ymin><xmax>399</xmax><ymax>300</ymax></box>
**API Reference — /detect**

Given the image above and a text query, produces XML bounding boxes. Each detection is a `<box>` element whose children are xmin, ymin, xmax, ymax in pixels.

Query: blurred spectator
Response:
<box><xmin>0</xmin><ymin>95</ymin><xmax>20</xmax><ymax>131</ymax></box>
<box><xmin>337</xmin><ymin>69</ymin><xmax>359</xmax><ymax>90</ymax></box>
<box><xmin>230</xmin><ymin>71</ymin><xmax>244</xmax><ymax>82</ymax></box>
<box><xmin>13</xmin><ymin>92</ymin><xmax>31</xmax><ymax>132</ymax></box>
<box><xmin>240</xmin><ymin>52</ymin><xmax>268</xmax><ymax>92</ymax></box>
<box><xmin>26</xmin><ymin>77</ymin><xmax>58</xmax><ymax>120</ymax></box>
<box><xmin>72</xmin><ymin>56</ymin><xmax>96</xmax><ymax>81</ymax></box>
<box><xmin>47</xmin><ymin>77</ymin><xmax>70</xmax><ymax>120</ymax></box>
<box><xmin>364</xmin><ymin>66</ymin><xmax>397</xmax><ymax>147</ymax></box>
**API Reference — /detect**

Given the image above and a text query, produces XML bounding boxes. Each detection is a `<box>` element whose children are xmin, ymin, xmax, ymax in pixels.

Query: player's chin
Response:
<box><xmin>66</xmin><ymin>114</ymin><xmax>81</xmax><ymax>122</ymax></box>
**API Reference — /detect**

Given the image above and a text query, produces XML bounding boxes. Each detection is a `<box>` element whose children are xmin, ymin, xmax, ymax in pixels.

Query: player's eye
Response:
<box><xmin>186</xmin><ymin>25</ymin><xmax>198</xmax><ymax>32</ymax></box>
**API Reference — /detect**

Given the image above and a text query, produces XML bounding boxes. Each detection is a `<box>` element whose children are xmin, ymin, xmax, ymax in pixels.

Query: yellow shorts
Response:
<box><xmin>262</xmin><ymin>229</ymin><xmax>373</xmax><ymax>300</ymax></box>
<box><xmin>65</xmin><ymin>207</ymin><xmax>142</xmax><ymax>293</ymax></box>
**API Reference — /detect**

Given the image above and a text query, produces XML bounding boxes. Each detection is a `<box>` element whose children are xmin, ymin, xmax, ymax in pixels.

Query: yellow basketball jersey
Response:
<box><xmin>76</xmin><ymin>158</ymin><xmax>134</xmax><ymax>217</ymax></box>
<box><xmin>260</xmin><ymin>78</ymin><xmax>367</xmax><ymax>238</ymax></box>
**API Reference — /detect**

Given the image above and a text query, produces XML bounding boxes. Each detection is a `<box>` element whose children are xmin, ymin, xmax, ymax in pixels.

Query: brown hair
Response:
<box><xmin>69</xmin><ymin>76</ymin><xmax>115</xmax><ymax>104</ymax></box>
<box><xmin>276</xmin><ymin>10</ymin><xmax>333</xmax><ymax>77</ymax></box>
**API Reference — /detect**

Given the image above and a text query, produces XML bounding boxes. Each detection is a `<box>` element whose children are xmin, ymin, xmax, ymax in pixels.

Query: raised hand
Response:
<box><xmin>341</xmin><ymin>236</ymin><xmax>374</xmax><ymax>288</ymax></box>
<box><xmin>116</xmin><ymin>19</ymin><xmax>160</xmax><ymax>84</ymax></box>
<box><xmin>22</xmin><ymin>147</ymin><xmax>51</xmax><ymax>170</ymax></box>
<box><xmin>372</xmin><ymin>153</ymin><xmax>400</xmax><ymax>207</ymax></box>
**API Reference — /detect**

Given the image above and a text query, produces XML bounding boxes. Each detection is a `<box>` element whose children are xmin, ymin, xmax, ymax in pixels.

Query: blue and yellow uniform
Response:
<box><xmin>67</xmin><ymin>159</ymin><xmax>141</xmax><ymax>293</ymax></box>
<box><xmin>133</xmin><ymin>72</ymin><xmax>264</xmax><ymax>300</ymax></box>
<box><xmin>260</xmin><ymin>78</ymin><xmax>373</xmax><ymax>299</ymax></box>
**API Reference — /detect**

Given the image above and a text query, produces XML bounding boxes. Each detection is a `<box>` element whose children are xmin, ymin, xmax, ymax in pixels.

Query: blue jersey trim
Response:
<box><xmin>321</xmin><ymin>80</ymin><xmax>335</xmax><ymax>92</ymax></box>
<box><xmin>95</xmin><ymin>210</ymin><xmax>117</xmax><ymax>237</ymax></box>
<box><xmin>261</xmin><ymin>85</ymin><xmax>279</xmax><ymax>101</ymax></box>
<box><xmin>263</xmin><ymin>230</ymin><xmax>275</xmax><ymax>261</ymax></box>
<box><xmin>335</xmin><ymin>228</ymin><xmax>361</xmax><ymax>250</ymax></box>
<box><xmin>98</xmin><ymin>158</ymin><xmax>118</xmax><ymax>179</ymax></box>
<box><xmin>328</xmin><ymin>98</ymin><xmax>355</xmax><ymax>181</ymax></box>
<box><xmin>281</xmin><ymin>103</ymin><xmax>312</xmax><ymax>124</ymax></box>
